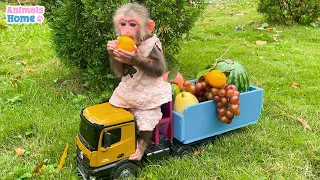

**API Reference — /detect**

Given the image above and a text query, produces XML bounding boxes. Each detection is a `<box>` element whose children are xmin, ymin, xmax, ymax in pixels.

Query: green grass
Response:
<box><xmin>1</xmin><ymin>1</ymin><xmax>320</xmax><ymax>179</ymax></box>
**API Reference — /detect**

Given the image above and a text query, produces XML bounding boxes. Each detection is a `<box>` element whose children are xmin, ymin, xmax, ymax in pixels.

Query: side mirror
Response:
<box><xmin>103</xmin><ymin>130</ymin><xmax>111</xmax><ymax>148</ymax></box>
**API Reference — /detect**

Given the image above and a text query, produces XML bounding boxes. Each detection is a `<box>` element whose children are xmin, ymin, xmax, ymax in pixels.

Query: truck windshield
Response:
<box><xmin>78</xmin><ymin>113</ymin><xmax>104</xmax><ymax>151</ymax></box>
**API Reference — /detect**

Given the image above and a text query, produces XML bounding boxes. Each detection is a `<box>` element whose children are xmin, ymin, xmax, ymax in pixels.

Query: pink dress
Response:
<box><xmin>109</xmin><ymin>35</ymin><xmax>172</xmax><ymax>131</ymax></box>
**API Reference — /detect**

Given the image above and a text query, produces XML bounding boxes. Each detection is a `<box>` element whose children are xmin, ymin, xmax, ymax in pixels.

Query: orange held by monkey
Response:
<box><xmin>106</xmin><ymin>3</ymin><xmax>172</xmax><ymax>161</ymax></box>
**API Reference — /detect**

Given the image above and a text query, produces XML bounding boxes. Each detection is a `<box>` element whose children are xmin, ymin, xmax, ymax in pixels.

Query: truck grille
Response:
<box><xmin>76</xmin><ymin>147</ymin><xmax>90</xmax><ymax>177</ymax></box>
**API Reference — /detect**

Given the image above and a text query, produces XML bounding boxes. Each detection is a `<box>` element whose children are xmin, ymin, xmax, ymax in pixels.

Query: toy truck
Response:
<box><xmin>76</xmin><ymin>85</ymin><xmax>264</xmax><ymax>180</ymax></box>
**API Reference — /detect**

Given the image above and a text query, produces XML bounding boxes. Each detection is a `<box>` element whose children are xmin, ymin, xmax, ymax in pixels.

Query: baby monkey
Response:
<box><xmin>107</xmin><ymin>3</ymin><xmax>172</xmax><ymax>160</ymax></box>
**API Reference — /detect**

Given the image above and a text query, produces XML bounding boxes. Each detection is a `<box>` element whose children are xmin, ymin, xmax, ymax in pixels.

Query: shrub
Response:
<box><xmin>42</xmin><ymin>0</ymin><xmax>206</xmax><ymax>93</ymax></box>
<box><xmin>38</xmin><ymin>0</ymin><xmax>62</xmax><ymax>22</ymax></box>
<box><xmin>258</xmin><ymin>0</ymin><xmax>320</xmax><ymax>25</ymax></box>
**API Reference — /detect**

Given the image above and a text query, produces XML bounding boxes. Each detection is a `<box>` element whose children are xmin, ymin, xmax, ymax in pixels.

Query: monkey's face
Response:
<box><xmin>118</xmin><ymin>18</ymin><xmax>140</xmax><ymax>41</ymax></box>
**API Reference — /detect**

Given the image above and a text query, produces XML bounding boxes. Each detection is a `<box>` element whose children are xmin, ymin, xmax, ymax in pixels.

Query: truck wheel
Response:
<box><xmin>112</xmin><ymin>162</ymin><xmax>138</xmax><ymax>179</ymax></box>
<box><xmin>175</xmin><ymin>145</ymin><xmax>196</xmax><ymax>157</ymax></box>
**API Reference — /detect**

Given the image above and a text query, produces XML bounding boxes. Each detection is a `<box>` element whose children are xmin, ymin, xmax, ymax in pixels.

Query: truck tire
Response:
<box><xmin>174</xmin><ymin>145</ymin><xmax>196</xmax><ymax>157</ymax></box>
<box><xmin>112</xmin><ymin>162</ymin><xmax>138</xmax><ymax>179</ymax></box>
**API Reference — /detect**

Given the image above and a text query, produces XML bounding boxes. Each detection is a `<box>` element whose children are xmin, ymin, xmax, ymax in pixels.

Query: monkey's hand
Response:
<box><xmin>113</xmin><ymin>46</ymin><xmax>137</xmax><ymax>65</ymax></box>
<box><xmin>107</xmin><ymin>40</ymin><xmax>118</xmax><ymax>55</ymax></box>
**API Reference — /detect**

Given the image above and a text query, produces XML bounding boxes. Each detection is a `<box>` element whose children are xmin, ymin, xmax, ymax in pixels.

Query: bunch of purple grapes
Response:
<box><xmin>183</xmin><ymin>78</ymin><xmax>241</xmax><ymax>124</ymax></box>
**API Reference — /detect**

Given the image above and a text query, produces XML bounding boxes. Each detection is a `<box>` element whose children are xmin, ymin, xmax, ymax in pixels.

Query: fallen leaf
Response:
<box><xmin>190</xmin><ymin>148</ymin><xmax>203</xmax><ymax>156</ymax></box>
<box><xmin>225</xmin><ymin>36</ymin><xmax>232</xmax><ymax>40</ymax></box>
<box><xmin>256</xmin><ymin>41</ymin><xmax>267</xmax><ymax>45</ymax></box>
<box><xmin>16</xmin><ymin>61</ymin><xmax>27</xmax><ymax>65</ymax></box>
<box><xmin>296</xmin><ymin>118</ymin><xmax>312</xmax><ymax>131</ymax></box>
<box><xmin>256</xmin><ymin>27</ymin><xmax>265</xmax><ymax>31</ymax></box>
<box><xmin>290</xmin><ymin>82</ymin><xmax>300</xmax><ymax>88</ymax></box>
<box><xmin>33</xmin><ymin>162</ymin><xmax>45</xmax><ymax>174</ymax></box>
<box><xmin>10</xmin><ymin>76</ymin><xmax>22</xmax><ymax>85</ymax></box>
<box><xmin>28</xmin><ymin>49</ymin><xmax>33</xmax><ymax>55</ymax></box>
<box><xmin>0</xmin><ymin>25</ymin><xmax>8</xmax><ymax>29</ymax></box>
<box><xmin>0</xmin><ymin>56</ymin><xmax>3</xmax><ymax>59</ymax></box>
<box><xmin>204</xmin><ymin>25</ymin><xmax>210</xmax><ymax>29</ymax></box>
<box><xmin>54</xmin><ymin>91</ymin><xmax>64</xmax><ymax>97</ymax></box>
<box><xmin>236</xmin><ymin>12</ymin><xmax>245</xmax><ymax>16</ymax></box>
<box><xmin>22</xmin><ymin>68</ymin><xmax>36</xmax><ymax>73</ymax></box>
<box><xmin>56</xmin><ymin>143</ymin><xmax>69</xmax><ymax>170</ymax></box>
<box><xmin>41</xmin><ymin>164</ymin><xmax>47</xmax><ymax>171</ymax></box>
<box><xmin>240</xmin><ymin>41</ymin><xmax>247</xmax><ymax>45</ymax></box>
<box><xmin>234</xmin><ymin>25</ymin><xmax>244</xmax><ymax>31</ymax></box>
<box><xmin>14</xmin><ymin>147</ymin><xmax>26</xmax><ymax>156</ymax></box>
<box><xmin>14</xmin><ymin>46</ymin><xmax>20</xmax><ymax>49</ymax></box>
<box><xmin>266</xmin><ymin>28</ymin><xmax>274</xmax><ymax>32</ymax></box>
<box><xmin>273</xmin><ymin>33</ymin><xmax>280</xmax><ymax>42</ymax></box>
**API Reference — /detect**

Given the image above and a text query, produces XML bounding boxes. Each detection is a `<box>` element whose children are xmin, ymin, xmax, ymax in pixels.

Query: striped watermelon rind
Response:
<box><xmin>213</xmin><ymin>59</ymin><xmax>249</xmax><ymax>93</ymax></box>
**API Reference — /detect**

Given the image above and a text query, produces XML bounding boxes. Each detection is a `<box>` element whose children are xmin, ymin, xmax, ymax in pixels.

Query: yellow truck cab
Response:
<box><xmin>76</xmin><ymin>101</ymin><xmax>182</xmax><ymax>180</ymax></box>
<box><xmin>76</xmin><ymin>102</ymin><xmax>138</xmax><ymax>179</ymax></box>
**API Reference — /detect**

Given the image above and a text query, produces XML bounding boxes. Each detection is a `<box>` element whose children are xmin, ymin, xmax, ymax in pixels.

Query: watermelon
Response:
<box><xmin>214</xmin><ymin>59</ymin><xmax>249</xmax><ymax>92</ymax></box>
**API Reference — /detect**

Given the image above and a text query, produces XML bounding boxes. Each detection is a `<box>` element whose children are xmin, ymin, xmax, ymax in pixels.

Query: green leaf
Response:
<box><xmin>7</xmin><ymin>95</ymin><xmax>23</xmax><ymax>104</ymax></box>
<box><xmin>196</xmin><ymin>69</ymin><xmax>210</xmax><ymax>80</ymax></box>
<box><xmin>261</xmin><ymin>23</ymin><xmax>269</xmax><ymax>28</ymax></box>
<box><xmin>53</xmin><ymin>77</ymin><xmax>60</xmax><ymax>83</ymax></box>
<box><xmin>23</xmin><ymin>149</ymin><xmax>31</xmax><ymax>156</ymax></box>
<box><xmin>18</xmin><ymin>172</ymin><xmax>32</xmax><ymax>179</ymax></box>
<box><xmin>167</xmin><ymin>68</ymin><xmax>179</xmax><ymax>82</ymax></box>
<box><xmin>72</xmin><ymin>94</ymin><xmax>87</xmax><ymax>103</ymax></box>
<box><xmin>25</xmin><ymin>130</ymin><xmax>33</xmax><ymax>136</ymax></box>
<box><xmin>282</xmin><ymin>10</ymin><xmax>288</xmax><ymax>15</ymax></box>
<box><xmin>223</xmin><ymin>70</ymin><xmax>232</xmax><ymax>78</ymax></box>
<box><xmin>14</xmin><ymin>135</ymin><xmax>23</xmax><ymax>139</ymax></box>
<box><xmin>310</xmin><ymin>22</ymin><xmax>318</xmax><ymax>28</ymax></box>
<box><xmin>0</xmin><ymin>20</ymin><xmax>5</xmax><ymax>26</ymax></box>
<box><xmin>205</xmin><ymin>64</ymin><xmax>213</xmax><ymax>69</ymax></box>
<box><xmin>43</xmin><ymin>164</ymin><xmax>59</xmax><ymax>173</ymax></box>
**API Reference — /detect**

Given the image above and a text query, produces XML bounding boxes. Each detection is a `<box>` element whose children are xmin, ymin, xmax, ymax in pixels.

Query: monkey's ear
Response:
<box><xmin>146</xmin><ymin>20</ymin><xmax>155</xmax><ymax>33</ymax></box>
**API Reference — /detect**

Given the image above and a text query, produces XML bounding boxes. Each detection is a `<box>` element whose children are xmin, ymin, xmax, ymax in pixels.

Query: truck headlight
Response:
<box><xmin>79</xmin><ymin>151</ymin><xmax>84</xmax><ymax>159</ymax></box>
<box><xmin>89</xmin><ymin>176</ymin><xmax>96</xmax><ymax>180</ymax></box>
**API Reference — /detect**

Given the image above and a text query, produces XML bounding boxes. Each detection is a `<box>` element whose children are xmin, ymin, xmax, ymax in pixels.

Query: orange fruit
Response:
<box><xmin>116</xmin><ymin>36</ymin><xmax>135</xmax><ymax>52</ymax></box>
<box><xmin>204</xmin><ymin>69</ymin><xmax>227</xmax><ymax>88</ymax></box>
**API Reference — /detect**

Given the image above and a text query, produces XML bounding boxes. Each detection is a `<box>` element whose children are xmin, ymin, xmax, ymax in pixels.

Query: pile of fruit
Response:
<box><xmin>183</xmin><ymin>70</ymin><xmax>240</xmax><ymax>124</ymax></box>
<box><xmin>163</xmin><ymin>59</ymin><xmax>249</xmax><ymax>124</ymax></box>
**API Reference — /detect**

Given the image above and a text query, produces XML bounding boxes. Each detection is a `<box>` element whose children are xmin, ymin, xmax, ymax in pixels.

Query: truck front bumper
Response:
<box><xmin>76</xmin><ymin>147</ymin><xmax>116</xmax><ymax>180</ymax></box>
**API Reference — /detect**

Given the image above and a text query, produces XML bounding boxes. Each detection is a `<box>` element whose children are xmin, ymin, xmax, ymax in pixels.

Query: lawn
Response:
<box><xmin>1</xmin><ymin>0</ymin><xmax>320</xmax><ymax>179</ymax></box>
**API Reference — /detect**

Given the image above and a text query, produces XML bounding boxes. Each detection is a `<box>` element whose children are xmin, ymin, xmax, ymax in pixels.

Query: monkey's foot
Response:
<box><xmin>129</xmin><ymin>139</ymin><xmax>147</xmax><ymax>161</ymax></box>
